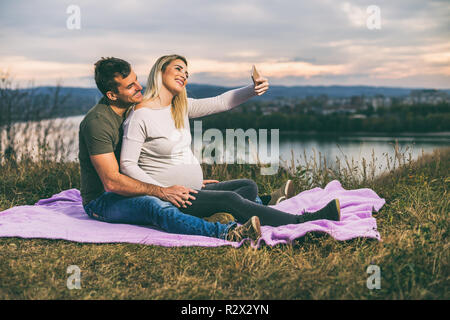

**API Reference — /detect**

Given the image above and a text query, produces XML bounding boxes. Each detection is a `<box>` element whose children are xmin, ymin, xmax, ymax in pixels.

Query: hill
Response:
<box><xmin>14</xmin><ymin>84</ymin><xmax>450</xmax><ymax>119</ymax></box>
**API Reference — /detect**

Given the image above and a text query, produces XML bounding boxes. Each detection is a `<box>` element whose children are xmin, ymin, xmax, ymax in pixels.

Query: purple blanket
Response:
<box><xmin>0</xmin><ymin>180</ymin><xmax>384</xmax><ymax>248</ymax></box>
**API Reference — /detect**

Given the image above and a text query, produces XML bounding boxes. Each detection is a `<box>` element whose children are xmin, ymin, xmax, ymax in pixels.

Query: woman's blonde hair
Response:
<box><xmin>143</xmin><ymin>54</ymin><xmax>188</xmax><ymax>129</ymax></box>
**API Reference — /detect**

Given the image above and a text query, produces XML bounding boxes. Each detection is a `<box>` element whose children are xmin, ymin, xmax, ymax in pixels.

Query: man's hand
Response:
<box><xmin>202</xmin><ymin>179</ymin><xmax>220</xmax><ymax>188</ymax></box>
<box><xmin>160</xmin><ymin>185</ymin><xmax>198</xmax><ymax>208</ymax></box>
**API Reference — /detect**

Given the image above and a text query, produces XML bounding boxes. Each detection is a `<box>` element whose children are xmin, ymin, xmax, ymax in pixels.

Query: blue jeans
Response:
<box><xmin>83</xmin><ymin>192</ymin><xmax>238</xmax><ymax>240</ymax></box>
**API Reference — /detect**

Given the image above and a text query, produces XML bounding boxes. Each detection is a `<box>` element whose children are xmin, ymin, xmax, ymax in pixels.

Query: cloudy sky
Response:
<box><xmin>1</xmin><ymin>0</ymin><xmax>449</xmax><ymax>88</ymax></box>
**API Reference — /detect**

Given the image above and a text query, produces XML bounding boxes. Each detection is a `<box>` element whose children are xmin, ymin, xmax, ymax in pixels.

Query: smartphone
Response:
<box><xmin>251</xmin><ymin>65</ymin><xmax>260</xmax><ymax>84</ymax></box>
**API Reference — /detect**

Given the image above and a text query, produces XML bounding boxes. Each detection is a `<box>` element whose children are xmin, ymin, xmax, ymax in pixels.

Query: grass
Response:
<box><xmin>0</xmin><ymin>147</ymin><xmax>449</xmax><ymax>299</ymax></box>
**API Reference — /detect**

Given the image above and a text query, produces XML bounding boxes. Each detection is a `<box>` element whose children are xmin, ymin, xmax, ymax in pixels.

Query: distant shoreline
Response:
<box><xmin>190</xmin><ymin>127</ymin><xmax>450</xmax><ymax>138</ymax></box>
<box><xmin>4</xmin><ymin>114</ymin><xmax>450</xmax><ymax>138</ymax></box>
<box><xmin>277</xmin><ymin>131</ymin><xmax>450</xmax><ymax>137</ymax></box>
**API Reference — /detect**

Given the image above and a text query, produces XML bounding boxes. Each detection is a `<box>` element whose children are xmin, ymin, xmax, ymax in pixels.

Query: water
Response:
<box><xmin>2</xmin><ymin>115</ymin><xmax>449</xmax><ymax>176</ymax></box>
<box><xmin>276</xmin><ymin>132</ymin><xmax>449</xmax><ymax>174</ymax></box>
<box><xmin>196</xmin><ymin>129</ymin><xmax>449</xmax><ymax>175</ymax></box>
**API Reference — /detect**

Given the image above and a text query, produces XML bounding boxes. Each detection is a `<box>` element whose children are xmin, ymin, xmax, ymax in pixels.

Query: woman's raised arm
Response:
<box><xmin>187</xmin><ymin>68</ymin><xmax>269</xmax><ymax>118</ymax></box>
<box><xmin>187</xmin><ymin>85</ymin><xmax>255</xmax><ymax>118</ymax></box>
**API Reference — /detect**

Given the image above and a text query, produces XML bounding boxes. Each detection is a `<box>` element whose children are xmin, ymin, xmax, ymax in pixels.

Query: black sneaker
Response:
<box><xmin>227</xmin><ymin>216</ymin><xmax>261</xmax><ymax>243</ymax></box>
<box><xmin>297</xmin><ymin>199</ymin><xmax>341</xmax><ymax>223</ymax></box>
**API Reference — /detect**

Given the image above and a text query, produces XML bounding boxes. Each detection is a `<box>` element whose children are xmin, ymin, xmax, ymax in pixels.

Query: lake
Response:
<box><xmin>2</xmin><ymin>115</ymin><xmax>449</xmax><ymax>177</ymax></box>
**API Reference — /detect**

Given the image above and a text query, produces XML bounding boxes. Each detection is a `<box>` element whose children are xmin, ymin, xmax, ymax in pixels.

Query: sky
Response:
<box><xmin>0</xmin><ymin>0</ymin><xmax>449</xmax><ymax>89</ymax></box>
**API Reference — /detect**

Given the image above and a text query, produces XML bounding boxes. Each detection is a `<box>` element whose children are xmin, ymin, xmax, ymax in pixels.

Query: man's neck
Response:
<box><xmin>109</xmin><ymin>102</ymin><xmax>130</xmax><ymax>117</ymax></box>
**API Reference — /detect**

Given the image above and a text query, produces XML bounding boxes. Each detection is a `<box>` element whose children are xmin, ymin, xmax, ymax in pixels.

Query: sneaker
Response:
<box><xmin>204</xmin><ymin>212</ymin><xmax>236</xmax><ymax>224</ymax></box>
<box><xmin>226</xmin><ymin>216</ymin><xmax>261</xmax><ymax>243</ymax></box>
<box><xmin>268</xmin><ymin>179</ymin><xmax>295</xmax><ymax>205</ymax></box>
<box><xmin>297</xmin><ymin>199</ymin><xmax>341</xmax><ymax>223</ymax></box>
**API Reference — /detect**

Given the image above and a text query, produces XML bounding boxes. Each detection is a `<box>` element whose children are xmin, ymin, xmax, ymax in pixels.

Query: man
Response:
<box><xmin>79</xmin><ymin>57</ymin><xmax>269</xmax><ymax>242</ymax></box>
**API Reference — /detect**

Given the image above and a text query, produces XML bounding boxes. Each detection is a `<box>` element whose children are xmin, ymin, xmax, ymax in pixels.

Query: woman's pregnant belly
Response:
<box><xmin>142</xmin><ymin>162</ymin><xmax>204</xmax><ymax>190</ymax></box>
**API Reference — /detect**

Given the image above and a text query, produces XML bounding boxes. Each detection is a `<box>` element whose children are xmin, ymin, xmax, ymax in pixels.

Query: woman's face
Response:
<box><xmin>161</xmin><ymin>59</ymin><xmax>189</xmax><ymax>95</ymax></box>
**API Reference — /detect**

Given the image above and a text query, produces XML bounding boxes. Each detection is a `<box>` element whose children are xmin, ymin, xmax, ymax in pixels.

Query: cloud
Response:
<box><xmin>0</xmin><ymin>56</ymin><xmax>93</xmax><ymax>87</ymax></box>
<box><xmin>0</xmin><ymin>0</ymin><xmax>449</xmax><ymax>88</ymax></box>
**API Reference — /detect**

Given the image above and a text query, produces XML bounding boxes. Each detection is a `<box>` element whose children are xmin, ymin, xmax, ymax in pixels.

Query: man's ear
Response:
<box><xmin>105</xmin><ymin>90</ymin><xmax>118</xmax><ymax>101</ymax></box>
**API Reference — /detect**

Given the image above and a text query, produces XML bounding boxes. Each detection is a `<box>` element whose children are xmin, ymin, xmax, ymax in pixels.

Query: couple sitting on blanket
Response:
<box><xmin>79</xmin><ymin>55</ymin><xmax>341</xmax><ymax>243</ymax></box>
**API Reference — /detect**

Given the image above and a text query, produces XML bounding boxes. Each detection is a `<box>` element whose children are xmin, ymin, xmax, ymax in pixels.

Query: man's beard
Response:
<box><xmin>112</xmin><ymin>96</ymin><xmax>138</xmax><ymax>109</ymax></box>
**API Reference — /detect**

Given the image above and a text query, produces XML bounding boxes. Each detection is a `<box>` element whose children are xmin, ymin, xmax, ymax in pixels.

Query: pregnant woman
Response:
<box><xmin>120</xmin><ymin>54</ymin><xmax>340</xmax><ymax>242</ymax></box>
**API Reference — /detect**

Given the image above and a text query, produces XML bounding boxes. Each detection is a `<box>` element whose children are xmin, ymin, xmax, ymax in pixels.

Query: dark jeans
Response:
<box><xmin>181</xmin><ymin>179</ymin><xmax>300</xmax><ymax>227</ymax></box>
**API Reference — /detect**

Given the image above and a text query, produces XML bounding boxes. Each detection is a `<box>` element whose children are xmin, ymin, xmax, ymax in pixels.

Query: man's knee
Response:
<box><xmin>137</xmin><ymin>195</ymin><xmax>186</xmax><ymax>223</ymax></box>
<box><xmin>140</xmin><ymin>195</ymin><xmax>173</xmax><ymax>210</ymax></box>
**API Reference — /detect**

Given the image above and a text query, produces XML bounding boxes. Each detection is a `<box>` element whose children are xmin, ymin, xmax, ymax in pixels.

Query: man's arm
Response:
<box><xmin>90</xmin><ymin>152</ymin><xmax>197</xmax><ymax>208</ymax></box>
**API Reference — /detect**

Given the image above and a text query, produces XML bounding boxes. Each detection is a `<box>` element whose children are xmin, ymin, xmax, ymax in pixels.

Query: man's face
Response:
<box><xmin>107</xmin><ymin>69</ymin><xmax>143</xmax><ymax>106</ymax></box>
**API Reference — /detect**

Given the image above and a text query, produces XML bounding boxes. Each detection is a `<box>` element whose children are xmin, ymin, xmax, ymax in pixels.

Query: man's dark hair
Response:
<box><xmin>94</xmin><ymin>57</ymin><xmax>131</xmax><ymax>96</ymax></box>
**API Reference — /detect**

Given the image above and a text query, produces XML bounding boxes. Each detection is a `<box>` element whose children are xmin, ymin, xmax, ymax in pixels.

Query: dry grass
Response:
<box><xmin>0</xmin><ymin>147</ymin><xmax>449</xmax><ymax>299</ymax></box>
